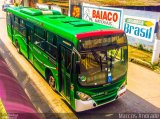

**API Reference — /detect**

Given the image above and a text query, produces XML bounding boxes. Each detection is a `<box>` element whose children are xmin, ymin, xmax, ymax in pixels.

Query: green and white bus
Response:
<box><xmin>6</xmin><ymin>7</ymin><xmax>128</xmax><ymax>112</ymax></box>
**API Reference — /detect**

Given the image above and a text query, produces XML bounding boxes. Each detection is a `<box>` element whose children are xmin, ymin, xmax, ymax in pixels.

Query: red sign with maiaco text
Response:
<box><xmin>82</xmin><ymin>3</ymin><xmax>123</xmax><ymax>29</ymax></box>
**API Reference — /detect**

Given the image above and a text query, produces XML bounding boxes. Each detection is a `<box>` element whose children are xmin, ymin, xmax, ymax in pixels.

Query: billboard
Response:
<box><xmin>82</xmin><ymin>3</ymin><xmax>123</xmax><ymax>29</ymax></box>
<box><xmin>123</xmin><ymin>15</ymin><xmax>156</xmax><ymax>42</ymax></box>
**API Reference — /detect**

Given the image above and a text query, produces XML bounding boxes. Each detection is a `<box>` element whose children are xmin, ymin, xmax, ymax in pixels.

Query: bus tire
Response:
<box><xmin>16</xmin><ymin>41</ymin><xmax>21</xmax><ymax>54</ymax></box>
<box><xmin>46</xmin><ymin>71</ymin><xmax>56</xmax><ymax>91</ymax></box>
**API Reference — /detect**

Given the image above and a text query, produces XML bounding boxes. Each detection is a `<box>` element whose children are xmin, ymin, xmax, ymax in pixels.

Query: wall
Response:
<box><xmin>23</xmin><ymin>0</ymin><xmax>29</xmax><ymax>6</ymax></box>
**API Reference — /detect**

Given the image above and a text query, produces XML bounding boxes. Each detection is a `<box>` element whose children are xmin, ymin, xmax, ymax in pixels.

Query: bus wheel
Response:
<box><xmin>16</xmin><ymin>41</ymin><xmax>21</xmax><ymax>54</ymax></box>
<box><xmin>48</xmin><ymin>75</ymin><xmax>56</xmax><ymax>90</ymax></box>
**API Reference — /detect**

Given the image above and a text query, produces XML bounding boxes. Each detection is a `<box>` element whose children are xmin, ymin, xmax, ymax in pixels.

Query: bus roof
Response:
<box><xmin>7</xmin><ymin>7</ymin><xmax>124</xmax><ymax>42</ymax></box>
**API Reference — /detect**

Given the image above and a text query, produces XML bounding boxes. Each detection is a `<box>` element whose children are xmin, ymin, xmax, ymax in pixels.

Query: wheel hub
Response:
<box><xmin>49</xmin><ymin>76</ymin><xmax>55</xmax><ymax>88</ymax></box>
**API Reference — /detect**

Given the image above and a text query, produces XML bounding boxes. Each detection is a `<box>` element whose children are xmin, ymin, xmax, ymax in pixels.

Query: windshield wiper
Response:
<box><xmin>91</xmin><ymin>50</ymin><xmax>100</xmax><ymax>64</ymax></box>
<box><xmin>100</xmin><ymin>56</ymin><xmax>102</xmax><ymax>71</ymax></box>
<box><xmin>91</xmin><ymin>50</ymin><xmax>103</xmax><ymax>71</ymax></box>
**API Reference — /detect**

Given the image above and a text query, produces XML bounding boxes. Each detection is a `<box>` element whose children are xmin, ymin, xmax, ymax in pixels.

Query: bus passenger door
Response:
<box><xmin>26</xmin><ymin>25</ymin><xmax>34</xmax><ymax>63</ymax></box>
<box><xmin>59</xmin><ymin>45</ymin><xmax>72</xmax><ymax>102</ymax></box>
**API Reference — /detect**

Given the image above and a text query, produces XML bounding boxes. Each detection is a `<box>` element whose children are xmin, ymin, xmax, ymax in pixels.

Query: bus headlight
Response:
<box><xmin>119</xmin><ymin>80</ymin><xmax>127</xmax><ymax>90</ymax></box>
<box><xmin>77</xmin><ymin>92</ymin><xmax>91</xmax><ymax>101</ymax></box>
<box><xmin>118</xmin><ymin>82</ymin><xmax>126</xmax><ymax>97</ymax></box>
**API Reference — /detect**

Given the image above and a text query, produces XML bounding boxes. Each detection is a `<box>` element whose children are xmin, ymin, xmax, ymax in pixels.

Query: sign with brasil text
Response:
<box><xmin>82</xmin><ymin>3</ymin><xmax>123</xmax><ymax>29</ymax></box>
<box><xmin>123</xmin><ymin>15</ymin><xmax>156</xmax><ymax>42</ymax></box>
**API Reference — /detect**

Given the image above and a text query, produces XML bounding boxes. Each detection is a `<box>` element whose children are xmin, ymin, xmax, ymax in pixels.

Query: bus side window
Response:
<box><xmin>11</xmin><ymin>15</ymin><xmax>14</xmax><ymax>28</ymax></box>
<box><xmin>35</xmin><ymin>26</ymin><xmax>45</xmax><ymax>38</ymax></box>
<box><xmin>26</xmin><ymin>21</ymin><xmax>34</xmax><ymax>41</ymax></box>
<box><xmin>14</xmin><ymin>16</ymin><xmax>19</xmax><ymax>31</ymax></box>
<box><xmin>19</xmin><ymin>19</ymin><xmax>26</xmax><ymax>37</ymax></box>
<box><xmin>6</xmin><ymin>12</ymin><xmax>11</xmax><ymax>25</ymax></box>
<box><xmin>46</xmin><ymin>32</ymin><xmax>57</xmax><ymax>59</ymax></box>
<box><xmin>34</xmin><ymin>26</ymin><xmax>46</xmax><ymax>50</ymax></box>
<box><xmin>46</xmin><ymin>42</ymin><xmax>57</xmax><ymax>59</ymax></box>
<box><xmin>65</xmin><ymin>49</ymin><xmax>72</xmax><ymax>73</ymax></box>
<box><xmin>47</xmin><ymin>32</ymin><xmax>57</xmax><ymax>46</ymax></box>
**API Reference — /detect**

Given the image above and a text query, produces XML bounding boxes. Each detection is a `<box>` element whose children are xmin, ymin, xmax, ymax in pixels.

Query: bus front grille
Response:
<box><xmin>92</xmin><ymin>88</ymin><xmax>118</xmax><ymax>105</ymax></box>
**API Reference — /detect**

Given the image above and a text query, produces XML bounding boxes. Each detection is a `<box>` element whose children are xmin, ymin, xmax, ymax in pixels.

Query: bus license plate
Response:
<box><xmin>108</xmin><ymin>75</ymin><xmax>112</xmax><ymax>83</ymax></box>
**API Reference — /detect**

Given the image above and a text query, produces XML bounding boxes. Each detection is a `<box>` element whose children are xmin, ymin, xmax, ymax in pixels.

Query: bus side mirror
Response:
<box><xmin>76</xmin><ymin>61</ymin><xmax>80</xmax><ymax>74</ymax></box>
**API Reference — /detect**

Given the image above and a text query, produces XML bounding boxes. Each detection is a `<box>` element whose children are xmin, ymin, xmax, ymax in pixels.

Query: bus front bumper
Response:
<box><xmin>75</xmin><ymin>99</ymin><xmax>97</xmax><ymax>112</ymax></box>
<box><xmin>75</xmin><ymin>86</ymin><xmax>126</xmax><ymax>112</ymax></box>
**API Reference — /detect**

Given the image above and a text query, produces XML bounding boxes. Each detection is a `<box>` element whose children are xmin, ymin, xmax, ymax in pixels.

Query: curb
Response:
<box><xmin>129</xmin><ymin>57</ymin><xmax>152</xmax><ymax>69</ymax></box>
<box><xmin>129</xmin><ymin>58</ymin><xmax>160</xmax><ymax>74</ymax></box>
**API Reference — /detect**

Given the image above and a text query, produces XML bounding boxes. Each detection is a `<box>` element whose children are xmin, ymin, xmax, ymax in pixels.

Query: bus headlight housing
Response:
<box><xmin>119</xmin><ymin>80</ymin><xmax>127</xmax><ymax>90</ymax></box>
<box><xmin>77</xmin><ymin>92</ymin><xmax>91</xmax><ymax>101</ymax></box>
<box><xmin>118</xmin><ymin>81</ymin><xmax>126</xmax><ymax>97</ymax></box>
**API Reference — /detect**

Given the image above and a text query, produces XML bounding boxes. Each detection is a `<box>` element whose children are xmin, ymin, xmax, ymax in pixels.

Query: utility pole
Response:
<box><xmin>152</xmin><ymin>18</ymin><xmax>160</xmax><ymax>64</ymax></box>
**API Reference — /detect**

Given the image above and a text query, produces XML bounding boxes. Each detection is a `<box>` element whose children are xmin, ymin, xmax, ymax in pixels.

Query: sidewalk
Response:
<box><xmin>0</xmin><ymin>10</ymin><xmax>77</xmax><ymax>119</ymax></box>
<box><xmin>127</xmin><ymin>62</ymin><xmax>160</xmax><ymax>108</ymax></box>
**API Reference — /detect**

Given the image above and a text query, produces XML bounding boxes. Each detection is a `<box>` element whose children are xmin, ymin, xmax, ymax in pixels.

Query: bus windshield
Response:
<box><xmin>78</xmin><ymin>34</ymin><xmax>128</xmax><ymax>87</ymax></box>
